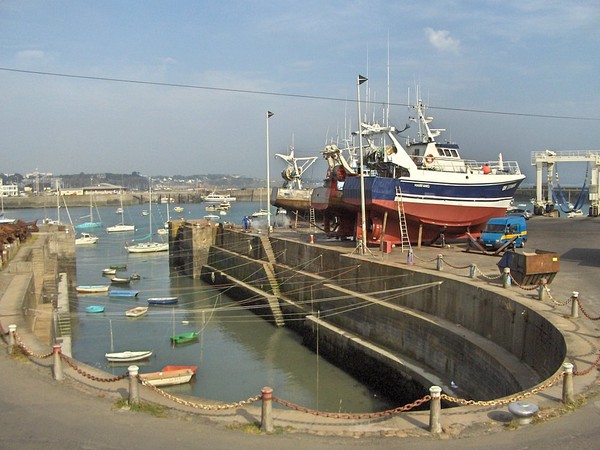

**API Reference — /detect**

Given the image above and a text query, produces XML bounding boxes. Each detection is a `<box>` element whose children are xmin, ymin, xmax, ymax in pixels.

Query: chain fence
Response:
<box><xmin>2</xmin><ymin>245</ymin><xmax>599</xmax><ymax>425</ymax></box>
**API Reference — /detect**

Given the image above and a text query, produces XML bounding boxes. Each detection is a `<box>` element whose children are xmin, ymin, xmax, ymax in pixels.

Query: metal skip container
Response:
<box><xmin>497</xmin><ymin>249</ymin><xmax>560</xmax><ymax>285</ymax></box>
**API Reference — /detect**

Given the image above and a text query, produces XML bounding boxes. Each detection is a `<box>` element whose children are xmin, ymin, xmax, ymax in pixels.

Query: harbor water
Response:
<box><xmin>7</xmin><ymin>200</ymin><xmax>393</xmax><ymax>413</ymax></box>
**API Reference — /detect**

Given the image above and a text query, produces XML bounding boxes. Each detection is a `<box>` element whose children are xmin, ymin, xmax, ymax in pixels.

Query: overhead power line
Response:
<box><xmin>1</xmin><ymin>66</ymin><xmax>598</xmax><ymax>121</ymax></box>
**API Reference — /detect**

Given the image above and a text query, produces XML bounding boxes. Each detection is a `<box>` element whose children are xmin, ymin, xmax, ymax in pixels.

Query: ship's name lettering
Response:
<box><xmin>414</xmin><ymin>183</ymin><xmax>430</xmax><ymax>188</ymax></box>
<box><xmin>502</xmin><ymin>183</ymin><xmax>517</xmax><ymax>191</ymax></box>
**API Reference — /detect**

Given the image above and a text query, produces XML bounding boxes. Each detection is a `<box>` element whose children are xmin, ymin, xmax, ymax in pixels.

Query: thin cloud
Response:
<box><xmin>425</xmin><ymin>27</ymin><xmax>460</xmax><ymax>54</ymax></box>
<box><xmin>16</xmin><ymin>50</ymin><xmax>46</xmax><ymax>60</ymax></box>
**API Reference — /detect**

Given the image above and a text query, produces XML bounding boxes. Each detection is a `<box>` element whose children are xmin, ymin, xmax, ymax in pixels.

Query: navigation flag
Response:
<box><xmin>267</xmin><ymin>111</ymin><xmax>274</xmax><ymax>118</ymax></box>
<box><xmin>358</xmin><ymin>75</ymin><xmax>368</xmax><ymax>85</ymax></box>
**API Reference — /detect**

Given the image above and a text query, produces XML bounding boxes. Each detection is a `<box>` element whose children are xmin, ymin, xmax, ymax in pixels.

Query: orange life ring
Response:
<box><xmin>424</xmin><ymin>154</ymin><xmax>435</xmax><ymax>164</ymax></box>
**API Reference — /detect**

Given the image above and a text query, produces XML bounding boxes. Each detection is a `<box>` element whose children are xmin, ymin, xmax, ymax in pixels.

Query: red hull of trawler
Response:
<box><xmin>348</xmin><ymin>197</ymin><xmax>507</xmax><ymax>246</ymax></box>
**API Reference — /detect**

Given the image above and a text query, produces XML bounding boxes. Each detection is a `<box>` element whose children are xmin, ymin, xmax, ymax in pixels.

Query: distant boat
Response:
<box><xmin>170</xmin><ymin>332</ymin><xmax>199</xmax><ymax>344</ymax></box>
<box><xmin>102</xmin><ymin>267</ymin><xmax>117</xmax><ymax>276</ymax></box>
<box><xmin>109</xmin><ymin>289</ymin><xmax>139</xmax><ymax>297</ymax></box>
<box><xmin>75</xmin><ymin>232</ymin><xmax>99</xmax><ymax>246</ymax></box>
<box><xmin>76</xmin><ymin>285</ymin><xmax>109</xmax><ymax>294</ymax></box>
<box><xmin>106</xmin><ymin>223</ymin><xmax>135</xmax><ymax>233</ymax></box>
<box><xmin>203</xmin><ymin>214</ymin><xmax>220</xmax><ymax>221</ymax></box>
<box><xmin>105</xmin><ymin>320</ymin><xmax>152</xmax><ymax>362</ymax></box>
<box><xmin>141</xmin><ymin>210</ymin><xmax>149</xmax><ymax>216</ymax></box>
<box><xmin>157</xmin><ymin>201</ymin><xmax>170</xmax><ymax>236</ymax></box>
<box><xmin>107</xmin><ymin>190</ymin><xmax>135</xmax><ymax>233</ymax></box>
<box><xmin>202</xmin><ymin>192</ymin><xmax>236</xmax><ymax>203</ymax></box>
<box><xmin>138</xmin><ymin>368</ymin><xmax>195</xmax><ymax>387</ymax></box>
<box><xmin>75</xmin><ymin>194</ymin><xmax>102</xmax><ymax>230</ymax></box>
<box><xmin>110</xmin><ymin>264</ymin><xmax>127</xmax><ymax>270</ymax></box>
<box><xmin>110</xmin><ymin>276</ymin><xmax>131</xmax><ymax>284</ymax></box>
<box><xmin>125</xmin><ymin>306</ymin><xmax>148</xmax><ymax>318</ymax></box>
<box><xmin>126</xmin><ymin>179</ymin><xmax>168</xmax><ymax>254</ymax></box>
<box><xmin>251</xmin><ymin>209</ymin><xmax>271</xmax><ymax>218</ymax></box>
<box><xmin>126</xmin><ymin>241</ymin><xmax>169</xmax><ymax>253</ymax></box>
<box><xmin>105</xmin><ymin>350</ymin><xmax>153</xmax><ymax>362</ymax></box>
<box><xmin>173</xmin><ymin>206</ymin><xmax>184</xmax><ymax>213</ymax></box>
<box><xmin>85</xmin><ymin>305</ymin><xmax>105</xmax><ymax>313</ymax></box>
<box><xmin>147</xmin><ymin>297</ymin><xmax>178</xmax><ymax>305</ymax></box>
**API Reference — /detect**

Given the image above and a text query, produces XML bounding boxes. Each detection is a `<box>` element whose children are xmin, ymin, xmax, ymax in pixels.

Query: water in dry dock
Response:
<box><xmin>9</xmin><ymin>202</ymin><xmax>392</xmax><ymax>413</ymax></box>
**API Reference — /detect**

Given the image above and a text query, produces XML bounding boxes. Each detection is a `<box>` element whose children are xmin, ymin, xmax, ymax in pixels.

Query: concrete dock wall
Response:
<box><xmin>201</xmin><ymin>228</ymin><xmax>566</xmax><ymax>403</ymax></box>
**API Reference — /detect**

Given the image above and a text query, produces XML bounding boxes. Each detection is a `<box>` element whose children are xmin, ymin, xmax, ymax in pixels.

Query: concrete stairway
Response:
<box><xmin>259</xmin><ymin>236</ymin><xmax>285</xmax><ymax>327</ymax></box>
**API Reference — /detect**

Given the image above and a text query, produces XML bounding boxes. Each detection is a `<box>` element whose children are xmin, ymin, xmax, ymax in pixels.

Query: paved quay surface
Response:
<box><xmin>0</xmin><ymin>215</ymin><xmax>598</xmax><ymax>449</ymax></box>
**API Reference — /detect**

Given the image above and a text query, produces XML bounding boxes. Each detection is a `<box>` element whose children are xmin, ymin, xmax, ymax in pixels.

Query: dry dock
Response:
<box><xmin>0</xmin><ymin>215</ymin><xmax>598</xmax><ymax>445</ymax></box>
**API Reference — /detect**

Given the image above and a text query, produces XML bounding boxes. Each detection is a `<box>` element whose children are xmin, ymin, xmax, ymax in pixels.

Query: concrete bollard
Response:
<box><xmin>562</xmin><ymin>362</ymin><xmax>574</xmax><ymax>404</ymax></box>
<box><xmin>436</xmin><ymin>254</ymin><xmax>444</xmax><ymax>271</ymax></box>
<box><xmin>503</xmin><ymin>267</ymin><xmax>511</xmax><ymax>288</ymax></box>
<box><xmin>261</xmin><ymin>386</ymin><xmax>274</xmax><ymax>433</ymax></box>
<box><xmin>7</xmin><ymin>324</ymin><xmax>16</xmax><ymax>354</ymax></box>
<box><xmin>128</xmin><ymin>365</ymin><xmax>139</xmax><ymax>405</ymax></box>
<box><xmin>429</xmin><ymin>386</ymin><xmax>442</xmax><ymax>434</ymax></box>
<box><xmin>52</xmin><ymin>344</ymin><xmax>64</xmax><ymax>381</ymax></box>
<box><xmin>407</xmin><ymin>249</ymin><xmax>414</xmax><ymax>265</ymax></box>
<box><xmin>570</xmin><ymin>291</ymin><xmax>579</xmax><ymax>319</ymax></box>
<box><xmin>537</xmin><ymin>278</ymin><xmax>548</xmax><ymax>301</ymax></box>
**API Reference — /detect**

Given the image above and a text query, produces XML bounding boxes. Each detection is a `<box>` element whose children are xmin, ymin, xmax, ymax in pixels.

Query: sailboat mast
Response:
<box><xmin>148</xmin><ymin>177</ymin><xmax>153</xmax><ymax>240</ymax></box>
<box><xmin>109</xmin><ymin>319</ymin><xmax>114</xmax><ymax>352</ymax></box>
<box><xmin>55</xmin><ymin>180</ymin><xmax>61</xmax><ymax>224</ymax></box>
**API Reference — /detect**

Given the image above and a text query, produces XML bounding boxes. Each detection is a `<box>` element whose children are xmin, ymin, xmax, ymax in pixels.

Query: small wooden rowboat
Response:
<box><xmin>138</xmin><ymin>368</ymin><xmax>195</xmax><ymax>386</ymax></box>
<box><xmin>170</xmin><ymin>332</ymin><xmax>199</xmax><ymax>344</ymax></box>
<box><xmin>76</xmin><ymin>285</ymin><xmax>110</xmax><ymax>294</ymax></box>
<box><xmin>105</xmin><ymin>350</ymin><xmax>152</xmax><ymax>362</ymax></box>
<box><xmin>110</xmin><ymin>276</ymin><xmax>132</xmax><ymax>284</ymax></box>
<box><xmin>147</xmin><ymin>297</ymin><xmax>178</xmax><ymax>305</ymax></box>
<box><xmin>109</xmin><ymin>289</ymin><xmax>140</xmax><ymax>297</ymax></box>
<box><xmin>125</xmin><ymin>306</ymin><xmax>148</xmax><ymax>318</ymax></box>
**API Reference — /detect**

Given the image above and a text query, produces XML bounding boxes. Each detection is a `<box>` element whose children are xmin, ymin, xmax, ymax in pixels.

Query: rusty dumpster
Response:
<box><xmin>497</xmin><ymin>249</ymin><xmax>560</xmax><ymax>285</ymax></box>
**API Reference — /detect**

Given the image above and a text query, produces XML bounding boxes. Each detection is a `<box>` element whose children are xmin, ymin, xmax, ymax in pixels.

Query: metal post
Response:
<box><xmin>261</xmin><ymin>386</ymin><xmax>274</xmax><ymax>433</ymax></box>
<box><xmin>562</xmin><ymin>362</ymin><xmax>574</xmax><ymax>404</ymax></box>
<box><xmin>469</xmin><ymin>264</ymin><xmax>476</xmax><ymax>278</ymax></box>
<box><xmin>436</xmin><ymin>254</ymin><xmax>444</xmax><ymax>271</ymax></box>
<box><xmin>7</xmin><ymin>324</ymin><xmax>16</xmax><ymax>354</ymax></box>
<box><xmin>570</xmin><ymin>291</ymin><xmax>579</xmax><ymax>318</ymax></box>
<box><xmin>52</xmin><ymin>344</ymin><xmax>63</xmax><ymax>381</ymax></box>
<box><xmin>407</xmin><ymin>249</ymin><xmax>414</xmax><ymax>265</ymax></box>
<box><xmin>503</xmin><ymin>267</ymin><xmax>511</xmax><ymax>288</ymax></box>
<box><xmin>357</xmin><ymin>75</ymin><xmax>368</xmax><ymax>255</ymax></box>
<box><xmin>128</xmin><ymin>365</ymin><xmax>139</xmax><ymax>405</ymax></box>
<box><xmin>429</xmin><ymin>386</ymin><xmax>442</xmax><ymax>434</ymax></box>
<box><xmin>266</xmin><ymin>111</ymin><xmax>274</xmax><ymax>233</ymax></box>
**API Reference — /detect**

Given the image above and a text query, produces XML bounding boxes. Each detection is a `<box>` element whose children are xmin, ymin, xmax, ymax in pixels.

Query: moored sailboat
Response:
<box><xmin>106</xmin><ymin>190</ymin><xmax>135</xmax><ymax>232</ymax></box>
<box><xmin>75</xmin><ymin>193</ymin><xmax>102</xmax><ymax>230</ymax></box>
<box><xmin>126</xmin><ymin>179</ymin><xmax>168</xmax><ymax>253</ymax></box>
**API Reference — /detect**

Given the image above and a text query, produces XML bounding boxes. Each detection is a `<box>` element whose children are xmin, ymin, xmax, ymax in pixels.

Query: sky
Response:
<box><xmin>1</xmin><ymin>1</ymin><xmax>599</xmax><ymax>185</ymax></box>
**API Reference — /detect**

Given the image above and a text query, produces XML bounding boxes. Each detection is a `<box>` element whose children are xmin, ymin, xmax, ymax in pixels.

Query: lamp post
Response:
<box><xmin>357</xmin><ymin>75</ymin><xmax>368</xmax><ymax>255</ymax></box>
<box><xmin>266</xmin><ymin>111</ymin><xmax>274</xmax><ymax>233</ymax></box>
